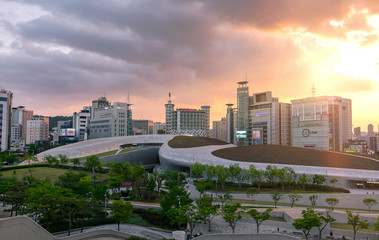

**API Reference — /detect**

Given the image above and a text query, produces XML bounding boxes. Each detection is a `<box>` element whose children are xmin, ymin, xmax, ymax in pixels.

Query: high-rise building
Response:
<box><xmin>225</xmin><ymin>103</ymin><xmax>237</xmax><ymax>144</ymax></box>
<box><xmin>249</xmin><ymin>91</ymin><xmax>291</xmax><ymax>145</ymax></box>
<box><xmin>153</xmin><ymin>122</ymin><xmax>165</xmax><ymax>134</ymax></box>
<box><xmin>164</xmin><ymin>93</ymin><xmax>210</xmax><ymax>136</ymax></box>
<box><xmin>133</xmin><ymin>120</ymin><xmax>154</xmax><ymax>135</ymax></box>
<box><xmin>368</xmin><ymin>124</ymin><xmax>375</xmax><ymax>137</ymax></box>
<box><xmin>353</xmin><ymin>127</ymin><xmax>361</xmax><ymax>140</ymax></box>
<box><xmin>89</xmin><ymin>97</ymin><xmax>133</xmax><ymax>139</ymax></box>
<box><xmin>237</xmin><ymin>81</ymin><xmax>249</xmax><ymax>146</ymax></box>
<box><xmin>212</xmin><ymin>117</ymin><xmax>227</xmax><ymax>142</ymax></box>
<box><xmin>26</xmin><ymin>116</ymin><xmax>49</xmax><ymax>145</ymax></box>
<box><xmin>0</xmin><ymin>89</ymin><xmax>12</xmax><ymax>151</ymax></box>
<box><xmin>291</xmin><ymin>96</ymin><xmax>352</xmax><ymax>151</ymax></box>
<box><xmin>73</xmin><ymin>107</ymin><xmax>91</xmax><ymax>141</ymax></box>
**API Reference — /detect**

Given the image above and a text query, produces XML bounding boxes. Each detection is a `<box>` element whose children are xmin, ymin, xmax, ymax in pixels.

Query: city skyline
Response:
<box><xmin>1</xmin><ymin>0</ymin><xmax>379</xmax><ymax>128</ymax></box>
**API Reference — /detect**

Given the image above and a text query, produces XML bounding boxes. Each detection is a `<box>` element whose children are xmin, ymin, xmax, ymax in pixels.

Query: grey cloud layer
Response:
<box><xmin>2</xmin><ymin>0</ymin><xmax>376</xmax><ymax>117</ymax></box>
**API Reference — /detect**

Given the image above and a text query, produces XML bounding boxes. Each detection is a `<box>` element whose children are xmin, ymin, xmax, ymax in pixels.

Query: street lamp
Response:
<box><xmin>104</xmin><ymin>192</ymin><xmax>108</xmax><ymax>218</ymax></box>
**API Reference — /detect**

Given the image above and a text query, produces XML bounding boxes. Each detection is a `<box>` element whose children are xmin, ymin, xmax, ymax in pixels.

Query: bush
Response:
<box><xmin>125</xmin><ymin>236</ymin><xmax>150</xmax><ymax>240</ymax></box>
<box><xmin>133</xmin><ymin>208</ymin><xmax>177</xmax><ymax>229</ymax></box>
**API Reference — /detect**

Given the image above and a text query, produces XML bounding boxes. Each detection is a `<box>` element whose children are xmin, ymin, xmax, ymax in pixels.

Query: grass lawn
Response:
<box><xmin>119</xmin><ymin>148</ymin><xmax>138</xmax><ymax>154</ymax></box>
<box><xmin>212</xmin><ymin>144</ymin><xmax>379</xmax><ymax>171</ymax></box>
<box><xmin>331</xmin><ymin>223</ymin><xmax>379</xmax><ymax>234</ymax></box>
<box><xmin>1</xmin><ymin>167</ymin><xmax>109</xmax><ymax>182</ymax></box>
<box><xmin>125</xmin><ymin>213</ymin><xmax>155</xmax><ymax>227</ymax></box>
<box><xmin>76</xmin><ymin>150</ymin><xmax>118</xmax><ymax>161</ymax></box>
<box><xmin>168</xmin><ymin>136</ymin><xmax>228</xmax><ymax>148</ymax></box>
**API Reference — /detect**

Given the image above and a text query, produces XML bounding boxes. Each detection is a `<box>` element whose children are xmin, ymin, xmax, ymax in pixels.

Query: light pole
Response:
<box><xmin>104</xmin><ymin>192</ymin><xmax>108</xmax><ymax>218</ymax></box>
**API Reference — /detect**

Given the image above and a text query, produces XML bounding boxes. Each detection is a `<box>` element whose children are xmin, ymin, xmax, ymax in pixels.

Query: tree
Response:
<box><xmin>191</xmin><ymin>162</ymin><xmax>205</xmax><ymax>179</ymax></box>
<box><xmin>316</xmin><ymin>211</ymin><xmax>335</xmax><ymax>239</ymax></box>
<box><xmin>110</xmin><ymin>200</ymin><xmax>133</xmax><ymax>231</ymax></box>
<box><xmin>277</xmin><ymin>167</ymin><xmax>296</xmax><ymax>191</ymax></box>
<box><xmin>288</xmin><ymin>193</ymin><xmax>302</xmax><ymax>208</ymax></box>
<box><xmin>298</xmin><ymin>173</ymin><xmax>310</xmax><ymax>190</ymax></box>
<box><xmin>217</xmin><ymin>192</ymin><xmax>232</xmax><ymax>207</ymax></box>
<box><xmin>44</xmin><ymin>155</ymin><xmax>58</xmax><ymax>166</ymax></box>
<box><xmin>194</xmin><ymin>179</ymin><xmax>212</xmax><ymax>196</ymax></box>
<box><xmin>265</xmin><ymin>165</ymin><xmax>278</xmax><ymax>185</ymax></box>
<box><xmin>196</xmin><ymin>194</ymin><xmax>218</xmax><ymax>231</ymax></box>
<box><xmin>374</xmin><ymin>216</ymin><xmax>379</xmax><ymax>231</ymax></box>
<box><xmin>246</xmin><ymin>188</ymin><xmax>260</xmax><ymax>206</ymax></box>
<box><xmin>312</xmin><ymin>175</ymin><xmax>326</xmax><ymax>186</ymax></box>
<box><xmin>325</xmin><ymin>198</ymin><xmax>339</xmax><ymax>211</ymax></box>
<box><xmin>252</xmin><ymin>169</ymin><xmax>265</xmax><ymax>190</ymax></box>
<box><xmin>329</xmin><ymin>178</ymin><xmax>338</xmax><ymax>186</ymax></box>
<box><xmin>205</xmin><ymin>165</ymin><xmax>216</xmax><ymax>183</ymax></box>
<box><xmin>309</xmin><ymin>195</ymin><xmax>318</xmax><ymax>209</ymax></box>
<box><xmin>110</xmin><ymin>162</ymin><xmax>132</xmax><ymax>181</ymax></box>
<box><xmin>85</xmin><ymin>155</ymin><xmax>102</xmax><ymax>171</ymax></box>
<box><xmin>59</xmin><ymin>197</ymin><xmax>78</xmax><ymax>236</ymax></box>
<box><xmin>247</xmin><ymin>208</ymin><xmax>273</xmax><ymax>233</ymax></box>
<box><xmin>152</xmin><ymin>169</ymin><xmax>165</xmax><ymax>193</ymax></box>
<box><xmin>346</xmin><ymin>210</ymin><xmax>369</xmax><ymax>240</ymax></box>
<box><xmin>72</xmin><ymin>158</ymin><xmax>80</xmax><ymax>167</ymax></box>
<box><xmin>363</xmin><ymin>198</ymin><xmax>377</xmax><ymax>211</ymax></box>
<box><xmin>58</xmin><ymin>154</ymin><xmax>69</xmax><ymax>165</ymax></box>
<box><xmin>221</xmin><ymin>202</ymin><xmax>242</xmax><ymax>233</ymax></box>
<box><xmin>292</xmin><ymin>208</ymin><xmax>321</xmax><ymax>240</ymax></box>
<box><xmin>215</xmin><ymin>165</ymin><xmax>230</xmax><ymax>189</ymax></box>
<box><xmin>270</xmin><ymin>191</ymin><xmax>284</xmax><ymax>208</ymax></box>
<box><xmin>131</xmin><ymin>165</ymin><xmax>148</xmax><ymax>199</ymax></box>
<box><xmin>184</xmin><ymin>204</ymin><xmax>202</xmax><ymax>238</ymax></box>
<box><xmin>164</xmin><ymin>170</ymin><xmax>187</xmax><ymax>189</ymax></box>
<box><xmin>161</xmin><ymin>186</ymin><xmax>193</xmax><ymax>222</ymax></box>
<box><xmin>228</xmin><ymin>164</ymin><xmax>242</xmax><ymax>185</ymax></box>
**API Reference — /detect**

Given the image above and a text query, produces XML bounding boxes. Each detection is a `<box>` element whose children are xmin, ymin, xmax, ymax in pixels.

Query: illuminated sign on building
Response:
<box><xmin>236</xmin><ymin>131</ymin><xmax>247</xmax><ymax>138</ymax></box>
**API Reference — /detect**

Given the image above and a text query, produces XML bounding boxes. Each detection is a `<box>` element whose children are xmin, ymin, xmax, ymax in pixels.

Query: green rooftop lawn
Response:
<box><xmin>76</xmin><ymin>149</ymin><xmax>118</xmax><ymax>161</ymax></box>
<box><xmin>1</xmin><ymin>167</ymin><xmax>109</xmax><ymax>182</ymax></box>
<box><xmin>168</xmin><ymin>136</ymin><xmax>229</xmax><ymax>148</ymax></box>
<box><xmin>212</xmin><ymin>145</ymin><xmax>379</xmax><ymax>171</ymax></box>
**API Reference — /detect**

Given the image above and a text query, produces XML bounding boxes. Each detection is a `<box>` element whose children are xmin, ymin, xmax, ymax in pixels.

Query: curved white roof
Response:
<box><xmin>159</xmin><ymin>141</ymin><xmax>379</xmax><ymax>180</ymax></box>
<box><xmin>37</xmin><ymin>135</ymin><xmax>176</xmax><ymax>160</ymax></box>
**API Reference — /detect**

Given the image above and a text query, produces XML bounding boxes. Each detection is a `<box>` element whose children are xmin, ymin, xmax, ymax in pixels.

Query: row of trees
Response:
<box><xmin>190</xmin><ymin>162</ymin><xmax>336</xmax><ymax>191</ymax></box>
<box><xmin>245</xmin><ymin>190</ymin><xmax>378</xmax><ymax>212</ymax></box>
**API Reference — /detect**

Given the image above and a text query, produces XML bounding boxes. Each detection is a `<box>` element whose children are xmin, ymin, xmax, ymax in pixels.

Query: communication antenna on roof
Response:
<box><xmin>312</xmin><ymin>83</ymin><xmax>316</xmax><ymax>97</ymax></box>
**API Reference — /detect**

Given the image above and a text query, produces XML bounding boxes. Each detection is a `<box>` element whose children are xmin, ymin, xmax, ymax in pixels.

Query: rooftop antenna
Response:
<box><xmin>312</xmin><ymin>83</ymin><xmax>316</xmax><ymax>97</ymax></box>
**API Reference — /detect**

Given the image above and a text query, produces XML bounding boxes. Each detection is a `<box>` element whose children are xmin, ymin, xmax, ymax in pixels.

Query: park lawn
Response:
<box><xmin>76</xmin><ymin>150</ymin><xmax>118</xmax><ymax>161</ymax></box>
<box><xmin>119</xmin><ymin>148</ymin><xmax>138</xmax><ymax>154</ymax></box>
<box><xmin>1</xmin><ymin>167</ymin><xmax>109</xmax><ymax>182</ymax></box>
<box><xmin>331</xmin><ymin>223</ymin><xmax>379</xmax><ymax>234</ymax></box>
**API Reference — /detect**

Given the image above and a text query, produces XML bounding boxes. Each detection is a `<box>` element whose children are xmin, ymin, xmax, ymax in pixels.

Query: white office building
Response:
<box><xmin>291</xmin><ymin>96</ymin><xmax>352</xmax><ymax>151</ymax></box>
<box><xmin>73</xmin><ymin>107</ymin><xmax>91</xmax><ymax>141</ymax></box>
<box><xmin>249</xmin><ymin>91</ymin><xmax>291</xmax><ymax>145</ymax></box>
<box><xmin>0</xmin><ymin>89</ymin><xmax>12</xmax><ymax>151</ymax></box>
<box><xmin>89</xmin><ymin>97</ymin><xmax>133</xmax><ymax>139</ymax></box>
<box><xmin>165</xmin><ymin>93</ymin><xmax>210</xmax><ymax>137</ymax></box>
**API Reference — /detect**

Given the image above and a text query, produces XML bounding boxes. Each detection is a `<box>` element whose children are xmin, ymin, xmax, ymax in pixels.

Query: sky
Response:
<box><xmin>1</xmin><ymin>0</ymin><xmax>379</xmax><ymax>131</ymax></box>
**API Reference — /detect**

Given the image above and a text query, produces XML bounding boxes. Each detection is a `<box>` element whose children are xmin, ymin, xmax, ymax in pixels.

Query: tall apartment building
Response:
<box><xmin>133</xmin><ymin>120</ymin><xmax>153</xmax><ymax>135</ymax></box>
<box><xmin>153</xmin><ymin>122</ymin><xmax>165</xmax><ymax>134</ymax></box>
<box><xmin>249</xmin><ymin>91</ymin><xmax>291</xmax><ymax>145</ymax></box>
<box><xmin>89</xmin><ymin>97</ymin><xmax>133</xmax><ymax>139</ymax></box>
<box><xmin>237</xmin><ymin>81</ymin><xmax>249</xmax><ymax>146</ymax></box>
<box><xmin>291</xmin><ymin>96</ymin><xmax>352</xmax><ymax>151</ymax></box>
<box><xmin>353</xmin><ymin>127</ymin><xmax>361</xmax><ymax>140</ymax></box>
<box><xmin>212</xmin><ymin>117</ymin><xmax>227</xmax><ymax>142</ymax></box>
<box><xmin>225</xmin><ymin>103</ymin><xmax>237</xmax><ymax>144</ymax></box>
<box><xmin>73</xmin><ymin>107</ymin><xmax>91</xmax><ymax>141</ymax></box>
<box><xmin>26</xmin><ymin>116</ymin><xmax>49</xmax><ymax>145</ymax></box>
<box><xmin>0</xmin><ymin>89</ymin><xmax>12</xmax><ymax>151</ymax></box>
<box><xmin>165</xmin><ymin>93</ymin><xmax>210</xmax><ymax>137</ymax></box>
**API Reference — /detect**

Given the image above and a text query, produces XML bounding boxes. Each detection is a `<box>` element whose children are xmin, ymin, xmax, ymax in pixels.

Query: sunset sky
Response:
<box><xmin>1</xmin><ymin>0</ymin><xmax>378</xmax><ymax>131</ymax></box>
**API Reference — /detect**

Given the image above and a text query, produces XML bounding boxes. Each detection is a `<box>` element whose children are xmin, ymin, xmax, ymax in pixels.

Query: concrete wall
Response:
<box><xmin>101</xmin><ymin>147</ymin><xmax>160</xmax><ymax>166</ymax></box>
<box><xmin>193</xmin><ymin>233</ymin><xmax>298</xmax><ymax>240</ymax></box>
<box><xmin>0</xmin><ymin>216</ymin><xmax>132</xmax><ymax>240</ymax></box>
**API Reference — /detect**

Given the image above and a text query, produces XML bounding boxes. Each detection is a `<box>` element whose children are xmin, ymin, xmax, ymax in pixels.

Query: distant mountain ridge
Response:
<box><xmin>48</xmin><ymin>116</ymin><xmax>72</xmax><ymax>131</ymax></box>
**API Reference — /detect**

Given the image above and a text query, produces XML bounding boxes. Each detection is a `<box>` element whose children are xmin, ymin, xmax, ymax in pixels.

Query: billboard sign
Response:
<box><xmin>344</xmin><ymin>148</ymin><xmax>360</xmax><ymax>153</ymax></box>
<box><xmin>60</xmin><ymin>128</ymin><xmax>75</xmax><ymax>137</ymax></box>
<box><xmin>236</xmin><ymin>131</ymin><xmax>247</xmax><ymax>139</ymax></box>
<box><xmin>252</xmin><ymin>128</ymin><xmax>262</xmax><ymax>145</ymax></box>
